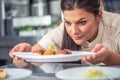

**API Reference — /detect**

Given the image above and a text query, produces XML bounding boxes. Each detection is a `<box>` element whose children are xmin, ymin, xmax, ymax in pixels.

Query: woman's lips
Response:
<box><xmin>73</xmin><ymin>35</ymin><xmax>84</xmax><ymax>40</ymax></box>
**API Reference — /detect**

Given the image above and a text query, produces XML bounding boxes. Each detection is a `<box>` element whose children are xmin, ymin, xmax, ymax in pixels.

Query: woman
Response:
<box><xmin>9</xmin><ymin>0</ymin><xmax>120</xmax><ymax>65</ymax></box>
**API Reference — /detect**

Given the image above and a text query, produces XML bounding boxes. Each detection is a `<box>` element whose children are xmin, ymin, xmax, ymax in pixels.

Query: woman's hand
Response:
<box><xmin>82</xmin><ymin>44</ymin><xmax>110</xmax><ymax>64</ymax></box>
<box><xmin>31</xmin><ymin>43</ymin><xmax>45</xmax><ymax>55</ymax></box>
<box><xmin>9</xmin><ymin>43</ymin><xmax>44</xmax><ymax>67</ymax></box>
<box><xmin>9</xmin><ymin>43</ymin><xmax>31</xmax><ymax>63</ymax></box>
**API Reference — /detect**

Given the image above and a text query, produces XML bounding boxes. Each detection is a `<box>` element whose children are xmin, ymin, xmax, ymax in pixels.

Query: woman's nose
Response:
<box><xmin>71</xmin><ymin>24</ymin><xmax>80</xmax><ymax>34</ymax></box>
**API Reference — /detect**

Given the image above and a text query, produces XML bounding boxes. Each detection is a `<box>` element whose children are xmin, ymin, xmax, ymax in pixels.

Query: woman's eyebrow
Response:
<box><xmin>64</xmin><ymin>17</ymin><xmax>86</xmax><ymax>23</ymax></box>
<box><xmin>75</xmin><ymin>18</ymin><xmax>86</xmax><ymax>23</ymax></box>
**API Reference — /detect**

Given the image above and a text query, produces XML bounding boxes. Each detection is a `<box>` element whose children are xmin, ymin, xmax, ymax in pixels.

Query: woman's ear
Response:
<box><xmin>97</xmin><ymin>10</ymin><xmax>102</xmax><ymax>22</ymax></box>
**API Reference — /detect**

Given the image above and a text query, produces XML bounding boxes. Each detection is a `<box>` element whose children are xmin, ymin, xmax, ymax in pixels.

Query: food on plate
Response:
<box><xmin>83</xmin><ymin>67</ymin><xmax>107</xmax><ymax>79</ymax></box>
<box><xmin>47</xmin><ymin>43</ymin><xmax>58</xmax><ymax>51</ymax></box>
<box><xmin>43</xmin><ymin>43</ymin><xmax>58</xmax><ymax>55</ymax></box>
<box><xmin>43</xmin><ymin>49</ymin><xmax>55</xmax><ymax>55</ymax></box>
<box><xmin>55</xmin><ymin>49</ymin><xmax>72</xmax><ymax>55</ymax></box>
<box><xmin>43</xmin><ymin>43</ymin><xmax>72</xmax><ymax>55</ymax></box>
<box><xmin>0</xmin><ymin>69</ymin><xmax>7</xmax><ymax>79</ymax></box>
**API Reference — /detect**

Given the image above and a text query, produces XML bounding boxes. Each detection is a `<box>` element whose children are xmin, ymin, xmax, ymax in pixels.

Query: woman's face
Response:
<box><xmin>63</xmin><ymin>8</ymin><xmax>99</xmax><ymax>45</ymax></box>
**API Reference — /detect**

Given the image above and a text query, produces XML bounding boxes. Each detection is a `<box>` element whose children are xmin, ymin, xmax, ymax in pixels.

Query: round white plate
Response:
<box><xmin>55</xmin><ymin>66</ymin><xmax>120</xmax><ymax>80</ymax></box>
<box><xmin>4</xmin><ymin>68</ymin><xmax>32</xmax><ymax>80</ymax></box>
<box><xmin>12</xmin><ymin>51</ymin><xmax>93</xmax><ymax>62</ymax></box>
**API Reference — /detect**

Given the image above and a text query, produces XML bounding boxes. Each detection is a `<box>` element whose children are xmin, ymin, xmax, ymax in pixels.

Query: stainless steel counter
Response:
<box><xmin>1</xmin><ymin>62</ymin><xmax>120</xmax><ymax>80</ymax></box>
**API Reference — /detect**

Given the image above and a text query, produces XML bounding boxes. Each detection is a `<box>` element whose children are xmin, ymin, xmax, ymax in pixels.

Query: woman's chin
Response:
<box><xmin>74</xmin><ymin>40</ymin><xmax>86</xmax><ymax>45</ymax></box>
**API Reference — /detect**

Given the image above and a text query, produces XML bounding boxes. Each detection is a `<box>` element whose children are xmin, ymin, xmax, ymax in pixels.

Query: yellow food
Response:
<box><xmin>83</xmin><ymin>67</ymin><xmax>107</xmax><ymax>78</ymax></box>
<box><xmin>47</xmin><ymin>43</ymin><xmax>58</xmax><ymax>51</ymax></box>
<box><xmin>0</xmin><ymin>70</ymin><xmax>7</xmax><ymax>79</ymax></box>
<box><xmin>43</xmin><ymin>43</ymin><xmax>58</xmax><ymax>55</ymax></box>
<box><xmin>43</xmin><ymin>49</ymin><xmax>54</xmax><ymax>55</ymax></box>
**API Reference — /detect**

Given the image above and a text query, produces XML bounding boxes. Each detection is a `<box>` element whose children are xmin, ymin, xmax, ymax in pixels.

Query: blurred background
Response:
<box><xmin>0</xmin><ymin>0</ymin><xmax>120</xmax><ymax>66</ymax></box>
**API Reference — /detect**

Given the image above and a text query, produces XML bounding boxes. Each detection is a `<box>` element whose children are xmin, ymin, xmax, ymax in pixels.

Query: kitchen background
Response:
<box><xmin>0</xmin><ymin>0</ymin><xmax>120</xmax><ymax>66</ymax></box>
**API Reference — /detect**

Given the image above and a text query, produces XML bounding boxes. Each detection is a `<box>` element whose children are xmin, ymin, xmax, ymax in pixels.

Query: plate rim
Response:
<box><xmin>55</xmin><ymin>66</ymin><xmax>120</xmax><ymax>80</ymax></box>
<box><xmin>12</xmin><ymin>51</ymin><xmax>94</xmax><ymax>58</ymax></box>
<box><xmin>12</xmin><ymin>51</ymin><xmax>94</xmax><ymax>62</ymax></box>
<box><xmin>4</xmin><ymin>68</ymin><xmax>32</xmax><ymax>80</ymax></box>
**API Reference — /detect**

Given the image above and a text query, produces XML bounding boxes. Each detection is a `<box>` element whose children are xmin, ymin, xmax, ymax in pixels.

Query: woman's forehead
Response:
<box><xmin>63</xmin><ymin>9</ymin><xmax>94</xmax><ymax>22</ymax></box>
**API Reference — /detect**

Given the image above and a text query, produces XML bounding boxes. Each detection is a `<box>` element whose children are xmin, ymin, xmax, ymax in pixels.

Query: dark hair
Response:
<box><xmin>61</xmin><ymin>0</ymin><xmax>100</xmax><ymax>50</ymax></box>
<box><xmin>61</xmin><ymin>0</ymin><xmax>100</xmax><ymax>16</ymax></box>
<box><xmin>61</xmin><ymin>27</ymin><xmax>81</xmax><ymax>50</ymax></box>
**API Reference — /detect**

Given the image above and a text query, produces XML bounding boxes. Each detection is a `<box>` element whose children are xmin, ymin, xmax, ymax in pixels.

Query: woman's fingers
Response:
<box><xmin>9</xmin><ymin>46</ymin><xmax>20</xmax><ymax>58</ymax></box>
<box><xmin>82</xmin><ymin>44</ymin><xmax>109</xmax><ymax>64</ymax></box>
<box><xmin>13</xmin><ymin>57</ymin><xmax>25</xmax><ymax>63</ymax></box>
<box><xmin>9</xmin><ymin>43</ymin><xmax>31</xmax><ymax>63</ymax></box>
<box><xmin>32</xmin><ymin>50</ymin><xmax>43</xmax><ymax>55</ymax></box>
<box><xmin>91</xmin><ymin>44</ymin><xmax>104</xmax><ymax>52</ymax></box>
<box><xmin>92</xmin><ymin>47</ymin><xmax>108</xmax><ymax>61</ymax></box>
<box><xmin>31</xmin><ymin>43</ymin><xmax>45</xmax><ymax>55</ymax></box>
<box><xmin>18</xmin><ymin>43</ymin><xmax>31</xmax><ymax>52</ymax></box>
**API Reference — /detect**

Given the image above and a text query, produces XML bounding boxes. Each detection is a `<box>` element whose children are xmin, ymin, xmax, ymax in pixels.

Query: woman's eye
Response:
<box><xmin>79</xmin><ymin>21</ymin><xmax>86</xmax><ymax>25</ymax></box>
<box><xmin>65</xmin><ymin>22</ymin><xmax>71</xmax><ymax>26</ymax></box>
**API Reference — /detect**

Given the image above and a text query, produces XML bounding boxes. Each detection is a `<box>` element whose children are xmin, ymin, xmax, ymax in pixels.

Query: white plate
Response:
<box><xmin>4</xmin><ymin>68</ymin><xmax>32</xmax><ymax>80</ymax></box>
<box><xmin>55</xmin><ymin>66</ymin><xmax>120</xmax><ymax>80</ymax></box>
<box><xmin>12</xmin><ymin>51</ymin><xmax>93</xmax><ymax>62</ymax></box>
